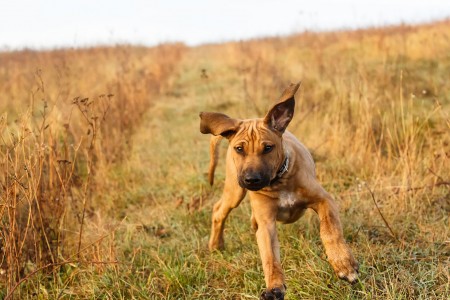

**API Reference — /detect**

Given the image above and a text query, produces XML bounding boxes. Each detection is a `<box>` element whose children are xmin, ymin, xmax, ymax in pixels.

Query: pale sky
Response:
<box><xmin>0</xmin><ymin>0</ymin><xmax>449</xmax><ymax>50</ymax></box>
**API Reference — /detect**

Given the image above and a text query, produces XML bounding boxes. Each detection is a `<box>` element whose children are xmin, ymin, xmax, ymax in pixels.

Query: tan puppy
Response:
<box><xmin>199</xmin><ymin>82</ymin><xmax>358</xmax><ymax>300</ymax></box>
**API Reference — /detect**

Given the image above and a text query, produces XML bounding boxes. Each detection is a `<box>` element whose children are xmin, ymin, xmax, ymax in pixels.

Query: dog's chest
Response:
<box><xmin>276</xmin><ymin>191</ymin><xmax>306</xmax><ymax>223</ymax></box>
<box><xmin>278</xmin><ymin>191</ymin><xmax>298</xmax><ymax>208</ymax></box>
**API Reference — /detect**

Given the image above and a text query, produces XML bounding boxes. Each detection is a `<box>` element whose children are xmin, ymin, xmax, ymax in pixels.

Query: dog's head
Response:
<box><xmin>199</xmin><ymin>82</ymin><xmax>301</xmax><ymax>191</ymax></box>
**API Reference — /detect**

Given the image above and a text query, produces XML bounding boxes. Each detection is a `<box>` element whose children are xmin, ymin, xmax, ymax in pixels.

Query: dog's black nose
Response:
<box><xmin>239</xmin><ymin>172</ymin><xmax>269</xmax><ymax>191</ymax></box>
<box><xmin>244</xmin><ymin>174</ymin><xmax>262</xmax><ymax>185</ymax></box>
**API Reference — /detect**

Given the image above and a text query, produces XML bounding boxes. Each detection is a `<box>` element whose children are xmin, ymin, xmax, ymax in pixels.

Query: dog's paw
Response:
<box><xmin>337</xmin><ymin>263</ymin><xmax>359</xmax><ymax>284</ymax></box>
<box><xmin>208</xmin><ymin>237</ymin><xmax>225</xmax><ymax>251</ymax></box>
<box><xmin>329</xmin><ymin>250</ymin><xmax>359</xmax><ymax>284</ymax></box>
<box><xmin>260</xmin><ymin>288</ymin><xmax>284</xmax><ymax>300</ymax></box>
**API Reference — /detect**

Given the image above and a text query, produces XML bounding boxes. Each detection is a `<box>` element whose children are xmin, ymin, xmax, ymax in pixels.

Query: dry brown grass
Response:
<box><xmin>0</xmin><ymin>44</ymin><xmax>187</xmax><ymax>298</ymax></box>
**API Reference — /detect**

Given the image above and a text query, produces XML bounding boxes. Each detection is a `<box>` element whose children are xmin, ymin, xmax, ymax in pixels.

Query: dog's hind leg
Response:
<box><xmin>208</xmin><ymin>157</ymin><xmax>246</xmax><ymax>251</ymax></box>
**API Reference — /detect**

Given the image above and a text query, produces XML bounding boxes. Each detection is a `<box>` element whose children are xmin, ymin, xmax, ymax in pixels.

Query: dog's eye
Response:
<box><xmin>235</xmin><ymin>146</ymin><xmax>244</xmax><ymax>154</ymax></box>
<box><xmin>263</xmin><ymin>145</ymin><xmax>274</xmax><ymax>154</ymax></box>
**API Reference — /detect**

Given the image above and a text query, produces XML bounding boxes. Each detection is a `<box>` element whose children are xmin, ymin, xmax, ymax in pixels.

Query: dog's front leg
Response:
<box><xmin>209</xmin><ymin>164</ymin><xmax>247</xmax><ymax>251</ymax></box>
<box><xmin>209</xmin><ymin>189</ymin><xmax>246</xmax><ymax>250</ymax></box>
<box><xmin>306</xmin><ymin>185</ymin><xmax>359</xmax><ymax>283</ymax></box>
<box><xmin>250</xmin><ymin>194</ymin><xmax>286</xmax><ymax>300</ymax></box>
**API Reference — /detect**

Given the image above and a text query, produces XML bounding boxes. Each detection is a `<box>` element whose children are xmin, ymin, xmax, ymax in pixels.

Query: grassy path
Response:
<box><xmin>90</xmin><ymin>54</ymin><xmax>280</xmax><ymax>299</ymax></box>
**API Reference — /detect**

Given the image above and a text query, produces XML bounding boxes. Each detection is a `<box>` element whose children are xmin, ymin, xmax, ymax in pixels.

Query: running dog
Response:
<box><xmin>199</xmin><ymin>82</ymin><xmax>358</xmax><ymax>300</ymax></box>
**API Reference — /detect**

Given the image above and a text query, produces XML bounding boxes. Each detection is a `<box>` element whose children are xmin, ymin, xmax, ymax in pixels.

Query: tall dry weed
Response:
<box><xmin>0</xmin><ymin>43</ymin><xmax>186</xmax><ymax>298</ymax></box>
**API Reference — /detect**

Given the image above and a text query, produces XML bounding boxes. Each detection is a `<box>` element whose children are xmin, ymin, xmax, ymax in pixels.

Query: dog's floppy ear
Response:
<box><xmin>199</xmin><ymin>112</ymin><xmax>241</xmax><ymax>138</ymax></box>
<box><xmin>264</xmin><ymin>82</ymin><xmax>301</xmax><ymax>134</ymax></box>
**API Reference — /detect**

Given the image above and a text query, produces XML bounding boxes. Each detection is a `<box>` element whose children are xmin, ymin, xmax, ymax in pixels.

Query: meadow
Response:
<box><xmin>0</xmin><ymin>20</ymin><xmax>449</xmax><ymax>299</ymax></box>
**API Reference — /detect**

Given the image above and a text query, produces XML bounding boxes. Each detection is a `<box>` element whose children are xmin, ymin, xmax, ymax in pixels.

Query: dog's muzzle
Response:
<box><xmin>239</xmin><ymin>172</ymin><xmax>271</xmax><ymax>191</ymax></box>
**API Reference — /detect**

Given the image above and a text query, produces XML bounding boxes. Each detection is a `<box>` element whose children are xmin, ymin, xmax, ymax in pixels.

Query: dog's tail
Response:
<box><xmin>208</xmin><ymin>135</ymin><xmax>223</xmax><ymax>186</ymax></box>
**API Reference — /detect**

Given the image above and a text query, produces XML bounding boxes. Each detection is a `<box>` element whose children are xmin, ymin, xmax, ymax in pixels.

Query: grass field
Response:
<box><xmin>1</xmin><ymin>20</ymin><xmax>449</xmax><ymax>299</ymax></box>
